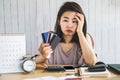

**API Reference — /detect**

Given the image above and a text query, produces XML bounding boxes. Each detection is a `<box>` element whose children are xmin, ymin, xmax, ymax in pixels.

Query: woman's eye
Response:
<box><xmin>63</xmin><ymin>20</ymin><xmax>68</xmax><ymax>22</ymax></box>
<box><xmin>73</xmin><ymin>21</ymin><xmax>77</xmax><ymax>23</ymax></box>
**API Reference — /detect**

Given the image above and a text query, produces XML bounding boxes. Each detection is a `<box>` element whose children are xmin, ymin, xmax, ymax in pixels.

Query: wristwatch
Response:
<box><xmin>22</xmin><ymin>55</ymin><xmax>36</xmax><ymax>73</ymax></box>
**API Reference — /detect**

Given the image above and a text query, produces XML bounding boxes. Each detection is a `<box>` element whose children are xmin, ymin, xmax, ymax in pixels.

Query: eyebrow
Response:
<box><xmin>63</xmin><ymin>16</ymin><xmax>69</xmax><ymax>19</ymax></box>
<box><xmin>63</xmin><ymin>16</ymin><xmax>76</xmax><ymax>20</ymax></box>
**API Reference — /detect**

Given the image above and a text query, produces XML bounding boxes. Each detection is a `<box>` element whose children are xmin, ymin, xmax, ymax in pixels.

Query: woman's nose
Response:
<box><xmin>67</xmin><ymin>21</ymin><xmax>73</xmax><ymax>28</ymax></box>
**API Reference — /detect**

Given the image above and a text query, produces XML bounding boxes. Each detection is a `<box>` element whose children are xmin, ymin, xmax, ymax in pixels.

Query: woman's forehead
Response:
<box><xmin>61</xmin><ymin>11</ymin><xmax>76</xmax><ymax>19</ymax></box>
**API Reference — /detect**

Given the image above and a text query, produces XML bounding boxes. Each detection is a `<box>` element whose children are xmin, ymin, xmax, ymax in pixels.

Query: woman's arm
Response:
<box><xmin>75</xmin><ymin>13</ymin><xmax>96</xmax><ymax>65</ymax></box>
<box><xmin>77</xmin><ymin>32</ymin><xmax>97</xmax><ymax>65</ymax></box>
<box><xmin>35</xmin><ymin>55</ymin><xmax>47</xmax><ymax>63</ymax></box>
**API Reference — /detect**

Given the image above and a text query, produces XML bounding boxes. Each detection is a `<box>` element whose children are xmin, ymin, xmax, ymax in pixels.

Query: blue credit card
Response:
<box><xmin>41</xmin><ymin>32</ymin><xmax>50</xmax><ymax>43</ymax></box>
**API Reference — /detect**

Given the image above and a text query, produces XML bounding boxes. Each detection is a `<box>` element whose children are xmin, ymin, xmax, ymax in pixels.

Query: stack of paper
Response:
<box><xmin>79</xmin><ymin>67</ymin><xmax>109</xmax><ymax>77</ymax></box>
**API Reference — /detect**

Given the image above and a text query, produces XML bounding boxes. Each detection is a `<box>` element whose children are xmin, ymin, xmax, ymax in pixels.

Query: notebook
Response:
<box><xmin>108</xmin><ymin>64</ymin><xmax>120</xmax><ymax>73</ymax></box>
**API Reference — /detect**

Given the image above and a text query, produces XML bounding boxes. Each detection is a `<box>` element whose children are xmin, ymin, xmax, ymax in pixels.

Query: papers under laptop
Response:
<box><xmin>108</xmin><ymin>64</ymin><xmax>120</xmax><ymax>74</ymax></box>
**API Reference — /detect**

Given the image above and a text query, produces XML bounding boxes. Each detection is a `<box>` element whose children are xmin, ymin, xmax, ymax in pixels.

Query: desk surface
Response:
<box><xmin>0</xmin><ymin>69</ymin><xmax>120</xmax><ymax>80</ymax></box>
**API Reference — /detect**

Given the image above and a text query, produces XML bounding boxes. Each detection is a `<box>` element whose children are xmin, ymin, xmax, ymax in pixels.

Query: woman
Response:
<box><xmin>36</xmin><ymin>1</ymin><xmax>97</xmax><ymax>68</ymax></box>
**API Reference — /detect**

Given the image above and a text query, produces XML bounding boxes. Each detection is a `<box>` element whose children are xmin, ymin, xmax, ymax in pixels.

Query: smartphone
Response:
<box><xmin>46</xmin><ymin>66</ymin><xmax>65</xmax><ymax>71</ymax></box>
<box><xmin>88</xmin><ymin>65</ymin><xmax>106</xmax><ymax>72</ymax></box>
<box><xmin>64</xmin><ymin>66</ymin><xmax>75</xmax><ymax>72</ymax></box>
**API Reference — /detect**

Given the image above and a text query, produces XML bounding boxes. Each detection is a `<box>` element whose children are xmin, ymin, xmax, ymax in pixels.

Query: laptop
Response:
<box><xmin>108</xmin><ymin>64</ymin><xmax>120</xmax><ymax>73</ymax></box>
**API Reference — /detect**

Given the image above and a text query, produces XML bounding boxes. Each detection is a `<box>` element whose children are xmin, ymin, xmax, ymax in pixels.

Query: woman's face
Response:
<box><xmin>60</xmin><ymin>11</ymin><xmax>78</xmax><ymax>36</ymax></box>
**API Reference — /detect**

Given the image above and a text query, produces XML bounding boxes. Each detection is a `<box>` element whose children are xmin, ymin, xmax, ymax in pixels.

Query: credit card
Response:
<box><xmin>41</xmin><ymin>31</ymin><xmax>61</xmax><ymax>50</ymax></box>
<box><xmin>41</xmin><ymin>32</ymin><xmax>50</xmax><ymax>43</ymax></box>
<box><xmin>50</xmin><ymin>36</ymin><xmax>61</xmax><ymax>50</ymax></box>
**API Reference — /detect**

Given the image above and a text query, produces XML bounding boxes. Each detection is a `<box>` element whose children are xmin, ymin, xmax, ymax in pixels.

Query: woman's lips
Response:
<box><xmin>66</xmin><ymin>30</ymin><xmax>73</xmax><ymax>33</ymax></box>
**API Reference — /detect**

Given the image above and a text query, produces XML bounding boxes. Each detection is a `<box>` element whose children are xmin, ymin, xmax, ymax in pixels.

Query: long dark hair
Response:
<box><xmin>54</xmin><ymin>2</ymin><xmax>87</xmax><ymax>44</ymax></box>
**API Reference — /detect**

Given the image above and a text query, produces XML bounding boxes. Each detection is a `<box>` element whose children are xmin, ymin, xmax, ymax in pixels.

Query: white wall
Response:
<box><xmin>0</xmin><ymin>0</ymin><xmax>120</xmax><ymax>64</ymax></box>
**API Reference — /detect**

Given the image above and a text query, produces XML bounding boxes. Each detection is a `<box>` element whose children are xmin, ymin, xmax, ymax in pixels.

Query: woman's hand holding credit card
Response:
<box><xmin>41</xmin><ymin>31</ymin><xmax>61</xmax><ymax>50</ymax></box>
<box><xmin>41</xmin><ymin>31</ymin><xmax>61</xmax><ymax>58</ymax></box>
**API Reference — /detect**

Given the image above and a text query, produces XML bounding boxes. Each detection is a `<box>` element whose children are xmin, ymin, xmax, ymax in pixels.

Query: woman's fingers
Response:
<box><xmin>41</xmin><ymin>43</ymin><xmax>50</xmax><ymax>49</ymax></box>
<box><xmin>39</xmin><ymin>43</ymin><xmax>53</xmax><ymax>59</ymax></box>
<box><xmin>75</xmin><ymin>13</ymin><xmax>84</xmax><ymax>32</ymax></box>
<box><xmin>44</xmin><ymin>48</ymin><xmax>53</xmax><ymax>59</ymax></box>
<box><xmin>39</xmin><ymin>43</ymin><xmax>48</xmax><ymax>52</ymax></box>
<box><xmin>76</xmin><ymin>13</ymin><xmax>84</xmax><ymax>21</ymax></box>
